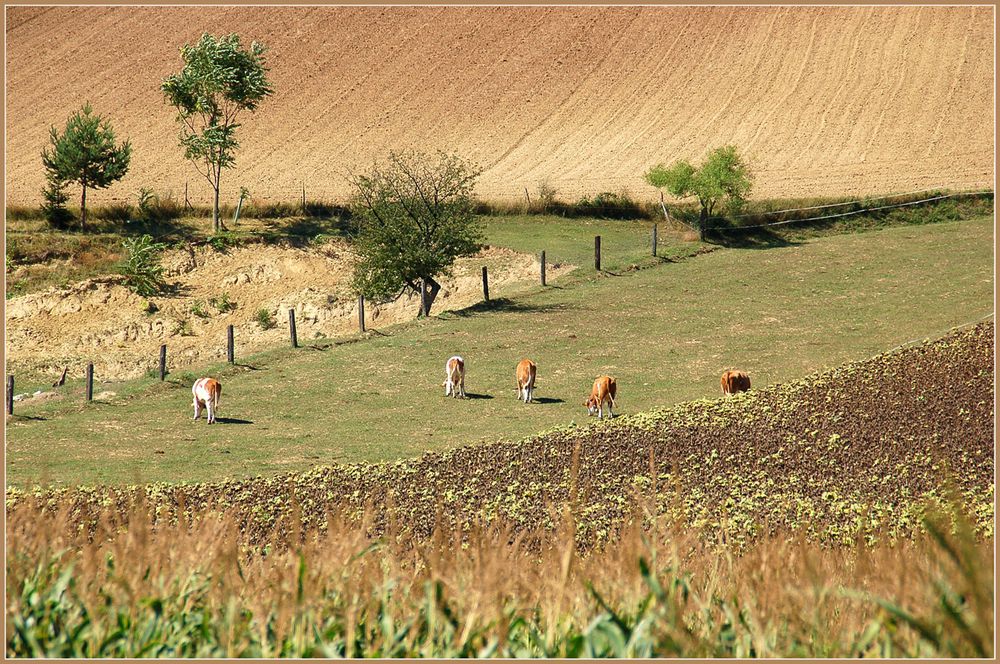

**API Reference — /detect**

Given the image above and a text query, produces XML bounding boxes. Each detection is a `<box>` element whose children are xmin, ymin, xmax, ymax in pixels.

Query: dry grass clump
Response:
<box><xmin>6</xmin><ymin>497</ymin><xmax>992</xmax><ymax>658</ymax></box>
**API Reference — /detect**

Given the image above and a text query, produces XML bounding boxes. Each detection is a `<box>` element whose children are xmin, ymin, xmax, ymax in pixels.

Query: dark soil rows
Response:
<box><xmin>9</xmin><ymin>323</ymin><xmax>993</xmax><ymax>547</ymax></box>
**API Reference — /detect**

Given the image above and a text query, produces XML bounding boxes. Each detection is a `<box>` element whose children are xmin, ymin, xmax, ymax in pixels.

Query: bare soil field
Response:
<box><xmin>5</xmin><ymin>6</ymin><xmax>993</xmax><ymax>206</ymax></box>
<box><xmin>4</xmin><ymin>242</ymin><xmax>569</xmax><ymax>381</ymax></box>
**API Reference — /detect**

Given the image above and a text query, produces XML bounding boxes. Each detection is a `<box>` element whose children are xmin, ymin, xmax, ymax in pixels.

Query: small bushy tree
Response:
<box><xmin>40</xmin><ymin>173</ymin><xmax>74</xmax><ymax>228</ymax></box>
<box><xmin>162</xmin><ymin>33</ymin><xmax>273</xmax><ymax>234</ymax></box>
<box><xmin>41</xmin><ymin>103</ymin><xmax>132</xmax><ymax>230</ymax></box>
<box><xmin>349</xmin><ymin>150</ymin><xmax>483</xmax><ymax>317</ymax></box>
<box><xmin>645</xmin><ymin>145</ymin><xmax>753</xmax><ymax>241</ymax></box>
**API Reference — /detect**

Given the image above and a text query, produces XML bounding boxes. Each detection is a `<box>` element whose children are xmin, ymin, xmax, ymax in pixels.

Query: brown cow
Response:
<box><xmin>720</xmin><ymin>370</ymin><xmax>751</xmax><ymax>396</ymax></box>
<box><xmin>584</xmin><ymin>375</ymin><xmax>617</xmax><ymax>419</ymax></box>
<box><xmin>515</xmin><ymin>359</ymin><xmax>537</xmax><ymax>403</ymax></box>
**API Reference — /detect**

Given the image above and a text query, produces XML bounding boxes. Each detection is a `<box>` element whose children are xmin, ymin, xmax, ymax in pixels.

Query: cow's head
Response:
<box><xmin>584</xmin><ymin>396</ymin><xmax>598</xmax><ymax>415</ymax></box>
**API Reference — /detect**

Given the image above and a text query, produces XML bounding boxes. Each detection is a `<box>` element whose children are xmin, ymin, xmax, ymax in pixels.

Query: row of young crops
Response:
<box><xmin>8</xmin><ymin>322</ymin><xmax>993</xmax><ymax>551</ymax></box>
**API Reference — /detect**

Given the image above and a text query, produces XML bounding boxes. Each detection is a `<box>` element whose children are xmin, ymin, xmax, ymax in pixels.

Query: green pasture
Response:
<box><xmin>5</xmin><ymin>214</ymin><xmax>994</xmax><ymax>487</ymax></box>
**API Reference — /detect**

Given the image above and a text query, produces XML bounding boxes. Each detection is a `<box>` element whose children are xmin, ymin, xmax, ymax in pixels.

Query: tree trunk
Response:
<box><xmin>699</xmin><ymin>205</ymin><xmax>708</xmax><ymax>242</ymax></box>
<box><xmin>212</xmin><ymin>180</ymin><xmax>221</xmax><ymax>234</ymax></box>
<box><xmin>80</xmin><ymin>184</ymin><xmax>87</xmax><ymax>231</ymax></box>
<box><xmin>416</xmin><ymin>277</ymin><xmax>442</xmax><ymax>317</ymax></box>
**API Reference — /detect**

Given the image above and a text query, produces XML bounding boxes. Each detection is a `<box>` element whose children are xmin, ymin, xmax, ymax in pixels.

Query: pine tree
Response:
<box><xmin>41</xmin><ymin>103</ymin><xmax>132</xmax><ymax>230</ymax></box>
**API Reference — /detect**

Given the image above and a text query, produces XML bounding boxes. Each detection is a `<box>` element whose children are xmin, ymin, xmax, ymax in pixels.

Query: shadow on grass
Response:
<box><xmin>445</xmin><ymin>298</ymin><xmax>574</xmax><ymax>318</ymax></box>
<box><xmin>463</xmin><ymin>393</ymin><xmax>493</xmax><ymax>400</ymax></box>
<box><xmin>708</xmin><ymin>224</ymin><xmax>801</xmax><ymax>249</ymax></box>
<box><xmin>531</xmin><ymin>397</ymin><xmax>565</xmax><ymax>404</ymax></box>
<box><xmin>215</xmin><ymin>417</ymin><xmax>253</xmax><ymax>425</ymax></box>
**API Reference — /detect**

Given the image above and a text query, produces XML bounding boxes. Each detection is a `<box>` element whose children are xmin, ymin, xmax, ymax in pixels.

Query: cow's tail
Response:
<box><xmin>213</xmin><ymin>382</ymin><xmax>222</xmax><ymax>406</ymax></box>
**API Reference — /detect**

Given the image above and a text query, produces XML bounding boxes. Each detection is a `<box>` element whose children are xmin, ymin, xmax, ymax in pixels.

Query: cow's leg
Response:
<box><xmin>527</xmin><ymin>384</ymin><xmax>533</xmax><ymax>403</ymax></box>
<box><xmin>607</xmin><ymin>399</ymin><xmax>615</xmax><ymax>418</ymax></box>
<box><xmin>460</xmin><ymin>375</ymin><xmax>466</xmax><ymax>398</ymax></box>
<box><xmin>206</xmin><ymin>398</ymin><xmax>214</xmax><ymax>424</ymax></box>
<box><xmin>193</xmin><ymin>398</ymin><xmax>202</xmax><ymax>421</ymax></box>
<box><xmin>445</xmin><ymin>379</ymin><xmax>452</xmax><ymax>397</ymax></box>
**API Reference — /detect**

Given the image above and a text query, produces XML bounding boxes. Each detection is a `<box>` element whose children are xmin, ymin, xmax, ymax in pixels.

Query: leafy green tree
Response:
<box><xmin>161</xmin><ymin>33</ymin><xmax>273</xmax><ymax>234</ymax></box>
<box><xmin>349</xmin><ymin>150</ymin><xmax>483</xmax><ymax>317</ymax></box>
<box><xmin>645</xmin><ymin>145</ymin><xmax>753</xmax><ymax>241</ymax></box>
<box><xmin>41</xmin><ymin>103</ymin><xmax>132</xmax><ymax>230</ymax></box>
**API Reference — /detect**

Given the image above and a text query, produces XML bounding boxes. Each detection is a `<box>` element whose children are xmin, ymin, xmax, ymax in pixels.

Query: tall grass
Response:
<box><xmin>5</xmin><ymin>498</ymin><xmax>992</xmax><ymax>657</ymax></box>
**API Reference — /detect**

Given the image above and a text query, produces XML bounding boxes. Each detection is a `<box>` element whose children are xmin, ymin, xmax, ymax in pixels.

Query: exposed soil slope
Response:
<box><xmin>5</xmin><ymin>6</ymin><xmax>993</xmax><ymax>206</ymax></box>
<box><xmin>13</xmin><ymin>322</ymin><xmax>993</xmax><ymax>548</ymax></box>
<box><xmin>4</xmin><ymin>242</ymin><xmax>570</xmax><ymax>380</ymax></box>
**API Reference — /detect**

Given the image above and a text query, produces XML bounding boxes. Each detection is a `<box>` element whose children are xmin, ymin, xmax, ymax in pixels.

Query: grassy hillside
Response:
<box><xmin>5</xmin><ymin>215</ymin><xmax>993</xmax><ymax>487</ymax></box>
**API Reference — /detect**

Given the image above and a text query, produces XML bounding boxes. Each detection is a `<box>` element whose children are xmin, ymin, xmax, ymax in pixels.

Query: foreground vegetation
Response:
<box><xmin>6</xmin><ymin>496</ymin><xmax>992</xmax><ymax>657</ymax></box>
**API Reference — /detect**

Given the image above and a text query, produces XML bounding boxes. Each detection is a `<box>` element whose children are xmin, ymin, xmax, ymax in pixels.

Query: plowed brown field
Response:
<box><xmin>5</xmin><ymin>6</ymin><xmax>993</xmax><ymax>206</ymax></box>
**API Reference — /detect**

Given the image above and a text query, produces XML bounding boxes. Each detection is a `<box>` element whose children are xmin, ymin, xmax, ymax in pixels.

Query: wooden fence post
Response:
<box><xmin>86</xmin><ymin>363</ymin><xmax>94</xmax><ymax>402</ymax></box>
<box><xmin>358</xmin><ymin>295</ymin><xmax>366</xmax><ymax>333</ymax></box>
<box><xmin>301</xmin><ymin>182</ymin><xmax>306</xmax><ymax>209</ymax></box>
<box><xmin>227</xmin><ymin>325</ymin><xmax>235</xmax><ymax>364</ymax></box>
<box><xmin>6</xmin><ymin>375</ymin><xmax>13</xmax><ymax>416</ymax></box>
<box><xmin>159</xmin><ymin>344</ymin><xmax>167</xmax><ymax>381</ymax></box>
<box><xmin>184</xmin><ymin>182</ymin><xmax>191</xmax><ymax>210</ymax></box>
<box><xmin>482</xmin><ymin>266</ymin><xmax>490</xmax><ymax>302</ymax></box>
<box><xmin>652</xmin><ymin>223</ymin><xmax>658</xmax><ymax>257</ymax></box>
<box><xmin>288</xmin><ymin>309</ymin><xmax>298</xmax><ymax>348</ymax></box>
<box><xmin>595</xmin><ymin>235</ymin><xmax>602</xmax><ymax>271</ymax></box>
<box><xmin>540</xmin><ymin>250</ymin><xmax>546</xmax><ymax>286</ymax></box>
<box><xmin>420</xmin><ymin>279</ymin><xmax>429</xmax><ymax>317</ymax></box>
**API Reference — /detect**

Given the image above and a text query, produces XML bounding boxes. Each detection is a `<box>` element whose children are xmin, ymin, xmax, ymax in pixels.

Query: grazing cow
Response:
<box><xmin>584</xmin><ymin>375</ymin><xmax>617</xmax><ymax>419</ymax></box>
<box><xmin>515</xmin><ymin>359</ymin><xmax>537</xmax><ymax>403</ymax></box>
<box><xmin>192</xmin><ymin>377</ymin><xmax>222</xmax><ymax>424</ymax></box>
<box><xmin>720</xmin><ymin>370</ymin><xmax>751</xmax><ymax>396</ymax></box>
<box><xmin>444</xmin><ymin>356</ymin><xmax>466</xmax><ymax>398</ymax></box>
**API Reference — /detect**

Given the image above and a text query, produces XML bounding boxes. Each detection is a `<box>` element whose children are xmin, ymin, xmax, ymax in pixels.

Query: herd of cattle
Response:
<box><xmin>191</xmin><ymin>358</ymin><xmax>752</xmax><ymax>424</ymax></box>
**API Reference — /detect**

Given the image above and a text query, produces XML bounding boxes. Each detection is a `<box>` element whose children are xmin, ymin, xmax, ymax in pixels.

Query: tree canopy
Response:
<box><xmin>645</xmin><ymin>145</ymin><xmax>753</xmax><ymax>240</ymax></box>
<box><xmin>161</xmin><ymin>32</ymin><xmax>273</xmax><ymax>233</ymax></box>
<box><xmin>41</xmin><ymin>103</ymin><xmax>131</xmax><ymax>230</ymax></box>
<box><xmin>349</xmin><ymin>150</ymin><xmax>483</xmax><ymax>317</ymax></box>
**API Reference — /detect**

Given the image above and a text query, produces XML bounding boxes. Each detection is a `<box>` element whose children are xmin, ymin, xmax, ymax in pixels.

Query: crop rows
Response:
<box><xmin>8</xmin><ymin>323</ymin><xmax>994</xmax><ymax>549</ymax></box>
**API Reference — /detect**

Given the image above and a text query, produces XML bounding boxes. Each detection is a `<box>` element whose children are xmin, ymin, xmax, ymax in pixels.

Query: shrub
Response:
<box><xmin>255</xmin><ymin>308</ymin><xmax>276</xmax><ymax>330</ymax></box>
<box><xmin>118</xmin><ymin>234</ymin><xmax>167</xmax><ymax>296</ymax></box>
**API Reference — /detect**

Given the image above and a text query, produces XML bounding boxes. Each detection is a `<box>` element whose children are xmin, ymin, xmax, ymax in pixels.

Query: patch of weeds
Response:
<box><xmin>209</xmin><ymin>292</ymin><xmax>236</xmax><ymax>313</ymax></box>
<box><xmin>190</xmin><ymin>300</ymin><xmax>210</xmax><ymax>319</ymax></box>
<box><xmin>142</xmin><ymin>300</ymin><xmax>158</xmax><ymax>315</ymax></box>
<box><xmin>208</xmin><ymin>231</ymin><xmax>240</xmax><ymax>252</ymax></box>
<box><xmin>255</xmin><ymin>308</ymin><xmax>277</xmax><ymax>331</ymax></box>
<box><xmin>174</xmin><ymin>319</ymin><xmax>194</xmax><ymax>336</ymax></box>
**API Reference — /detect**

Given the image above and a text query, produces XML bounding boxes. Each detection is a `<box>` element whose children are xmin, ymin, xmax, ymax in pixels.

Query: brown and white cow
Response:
<box><xmin>192</xmin><ymin>377</ymin><xmax>222</xmax><ymax>424</ymax></box>
<box><xmin>584</xmin><ymin>375</ymin><xmax>617</xmax><ymax>419</ymax></box>
<box><xmin>720</xmin><ymin>370</ymin><xmax>751</xmax><ymax>396</ymax></box>
<box><xmin>444</xmin><ymin>355</ymin><xmax>466</xmax><ymax>398</ymax></box>
<box><xmin>515</xmin><ymin>359</ymin><xmax>537</xmax><ymax>403</ymax></box>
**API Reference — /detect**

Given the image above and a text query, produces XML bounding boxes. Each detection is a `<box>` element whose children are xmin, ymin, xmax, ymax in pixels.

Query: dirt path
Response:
<box><xmin>4</xmin><ymin>242</ymin><xmax>573</xmax><ymax>381</ymax></box>
<box><xmin>5</xmin><ymin>6</ymin><xmax>992</xmax><ymax>206</ymax></box>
